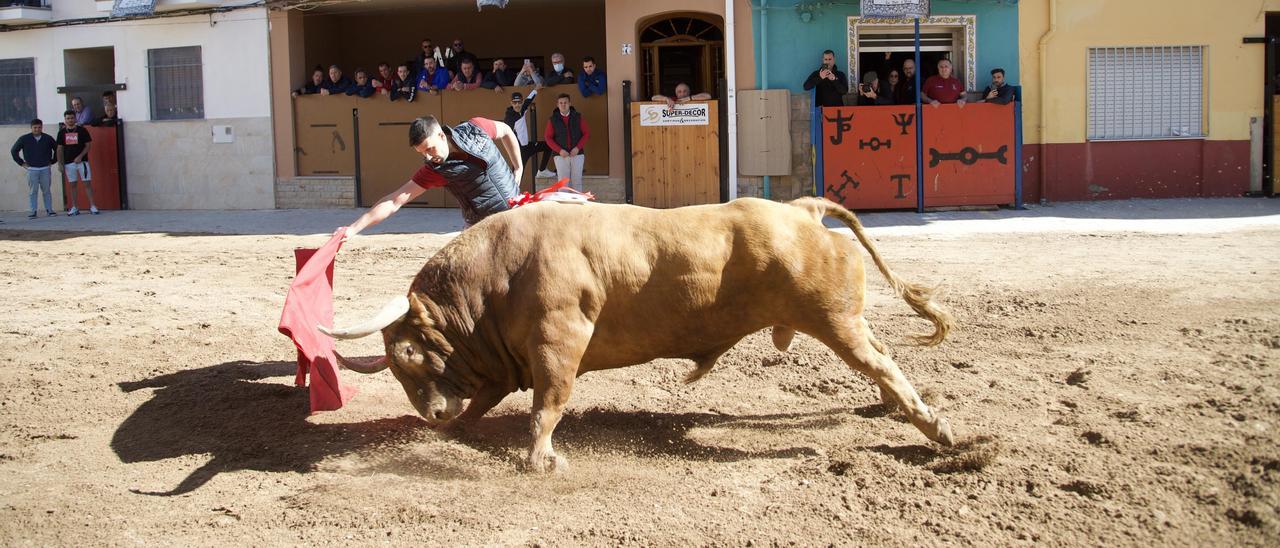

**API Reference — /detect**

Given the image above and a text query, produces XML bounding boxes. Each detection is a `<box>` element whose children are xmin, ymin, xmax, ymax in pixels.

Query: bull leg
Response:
<box><xmin>527</xmin><ymin>373</ymin><xmax>574</xmax><ymax>473</ymax></box>
<box><xmin>819</xmin><ymin>317</ymin><xmax>954</xmax><ymax>446</ymax></box>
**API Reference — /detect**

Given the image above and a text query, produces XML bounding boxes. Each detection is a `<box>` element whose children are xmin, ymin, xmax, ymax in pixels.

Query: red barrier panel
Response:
<box><xmin>921</xmin><ymin>102</ymin><xmax>1015</xmax><ymax>207</ymax></box>
<box><xmin>821</xmin><ymin>103</ymin><xmax>1016</xmax><ymax>209</ymax></box>
<box><xmin>63</xmin><ymin>126</ymin><xmax>123</xmax><ymax>211</ymax></box>
<box><xmin>820</xmin><ymin>105</ymin><xmax>918</xmax><ymax>210</ymax></box>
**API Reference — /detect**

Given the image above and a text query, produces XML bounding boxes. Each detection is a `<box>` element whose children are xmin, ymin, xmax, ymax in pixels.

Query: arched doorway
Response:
<box><xmin>638</xmin><ymin>13</ymin><xmax>725</xmax><ymax>100</ymax></box>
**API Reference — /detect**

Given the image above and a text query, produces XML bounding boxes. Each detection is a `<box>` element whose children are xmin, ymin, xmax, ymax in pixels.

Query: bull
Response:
<box><xmin>320</xmin><ymin>197</ymin><xmax>957</xmax><ymax>472</ymax></box>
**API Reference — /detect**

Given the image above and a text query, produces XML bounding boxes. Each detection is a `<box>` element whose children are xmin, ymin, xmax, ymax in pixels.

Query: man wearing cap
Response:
<box><xmin>504</xmin><ymin>90</ymin><xmax>552</xmax><ymax>182</ymax></box>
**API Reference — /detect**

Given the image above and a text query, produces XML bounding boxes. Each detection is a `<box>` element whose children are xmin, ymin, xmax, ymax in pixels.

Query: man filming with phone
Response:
<box><xmin>803</xmin><ymin>49</ymin><xmax>848</xmax><ymax>108</ymax></box>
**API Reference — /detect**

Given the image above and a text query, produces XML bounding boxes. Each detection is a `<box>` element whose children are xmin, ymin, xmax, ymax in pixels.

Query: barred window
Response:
<box><xmin>148</xmin><ymin>46</ymin><xmax>204</xmax><ymax>121</ymax></box>
<box><xmin>1088</xmin><ymin>46</ymin><xmax>1205</xmax><ymax>141</ymax></box>
<box><xmin>0</xmin><ymin>58</ymin><xmax>37</xmax><ymax>126</ymax></box>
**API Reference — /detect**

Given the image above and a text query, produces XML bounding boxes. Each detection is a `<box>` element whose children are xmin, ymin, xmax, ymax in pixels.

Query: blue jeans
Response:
<box><xmin>27</xmin><ymin>168</ymin><xmax>52</xmax><ymax>213</ymax></box>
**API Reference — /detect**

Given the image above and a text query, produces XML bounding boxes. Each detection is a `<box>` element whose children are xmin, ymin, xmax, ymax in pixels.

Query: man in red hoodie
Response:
<box><xmin>543</xmin><ymin>93</ymin><xmax>588</xmax><ymax>190</ymax></box>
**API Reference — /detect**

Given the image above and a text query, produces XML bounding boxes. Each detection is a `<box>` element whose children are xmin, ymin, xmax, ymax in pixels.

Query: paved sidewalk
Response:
<box><xmin>1</xmin><ymin>197</ymin><xmax>1278</xmax><ymax>238</ymax></box>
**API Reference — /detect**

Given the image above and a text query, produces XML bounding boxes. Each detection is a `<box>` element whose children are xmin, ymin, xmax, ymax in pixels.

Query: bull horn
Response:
<box><xmin>333</xmin><ymin>350</ymin><xmax>389</xmax><ymax>374</ymax></box>
<box><xmin>317</xmin><ymin>295</ymin><xmax>410</xmax><ymax>339</ymax></box>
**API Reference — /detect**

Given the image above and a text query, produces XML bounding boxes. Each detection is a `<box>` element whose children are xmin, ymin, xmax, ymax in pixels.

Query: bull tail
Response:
<box><xmin>792</xmin><ymin>197</ymin><xmax>953</xmax><ymax>346</ymax></box>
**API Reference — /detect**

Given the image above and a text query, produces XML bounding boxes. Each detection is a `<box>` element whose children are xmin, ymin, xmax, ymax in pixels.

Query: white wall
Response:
<box><xmin>0</xmin><ymin>7</ymin><xmax>275</xmax><ymax>210</ymax></box>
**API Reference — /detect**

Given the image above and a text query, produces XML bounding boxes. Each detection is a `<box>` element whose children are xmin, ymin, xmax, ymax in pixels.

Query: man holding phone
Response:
<box><xmin>802</xmin><ymin>49</ymin><xmax>848</xmax><ymax>108</ymax></box>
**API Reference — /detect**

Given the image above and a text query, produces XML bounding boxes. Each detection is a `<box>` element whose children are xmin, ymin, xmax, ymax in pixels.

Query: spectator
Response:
<box><xmin>70</xmin><ymin>96</ymin><xmax>93</xmax><ymax>126</ymax></box>
<box><xmin>371</xmin><ymin>62</ymin><xmax>395</xmax><ymax>97</ymax></box>
<box><xmin>543</xmin><ymin>52</ymin><xmax>574</xmax><ymax>86</ymax></box>
<box><xmin>544</xmin><ymin>92</ymin><xmax>588</xmax><ymax>190</ymax></box>
<box><xmin>57</xmin><ymin>110</ymin><xmax>99</xmax><ymax>216</ymax></box>
<box><xmin>321</xmin><ymin>65</ymin><xmax>353</xmax><ymax>96</ymax></box>
<box><xmin>802</xmin><ymin>50</ymin><xmax>848</xmax><ymax>108</ymax></box>
<box><xmin>481</xmin><ymin>58</ymin><xmax>516</xmax><ymax>92</ymax></box>
<box><xmin>651</xmin><ymin>82</ymin><xmax>712</xmax><ymax>110</ymax></box>
<box><xmin>856</xmin><ymin>72</ymin><xmax>892</xmax><ymax>106</ymax></box>
<box><xmin>417</xmin><ymin>56</ymin><xmax>450</xmax><ymax>94</ymax></box>
<box><xmin>10</xmin><ymin>118</ymin><xmax>58</xmax><ymax>218</ymax></box>
<box><xmin>896</xmin><ymin>59</ymin><xmax>919</xmax><ymax>105</ymax></box>
<box><xmin>504</xmin><ymin>90</ymin><xmax>551</xmax><ymax>179</ymax></box>
<box><xmin>514</xmin><ymin>58</ymin><xmax>543</xmax><ymax>87</ymax></box>
<box><xmin>578</xmin><ymin>56</ymin><xmax>606</xmax><ymax>97</ymax></box>
<box><xmin>980</xmin><ymin>68</ymin><xmax>1014</xmax><ymax>105</ymax></box>
<box><xmin>923</xmin><ymin>58</ymin><xmax>965</xmax><ymax>107</ymax></box>
<box><xmin>343</xmin><ymin>115</ymin><xmax>522</xmax><ymax>231</ymax></box>
<box><xmin>391</xmin><ymin>63</ymin><xmax>417</xmax><ymax>102</ymax></box>
<box><xmin>450</xmin><ymin>59</ymin><xmax>483</xmax><ymax>91</ymax></box>
<box><xmin>413</xmin><ymin>38</ymin><xmax>444</xmax><ymax>73</ymax></box>
<box><xmin>292</xmin><ymin>66</ymin><xmax>325</xmax><ymax>97</ymax></box>
<box><xmin>884</xmin><ymin>69</ymin><xmax>901</xmax><ymax>105</ymax></box>
<box><xmin>347</xmin><ymin>69</ymin><xmax>376</xmax><ymax>98</ymax></box>
<box><xmin>91</xmin><ymin>100</ymin><xmax>120</xmax><ymax>127</ymax></box>
<box><xmin>444</xmin><ymin>38</ymin><xmax>478</xmax><ymax>76</ymax></box>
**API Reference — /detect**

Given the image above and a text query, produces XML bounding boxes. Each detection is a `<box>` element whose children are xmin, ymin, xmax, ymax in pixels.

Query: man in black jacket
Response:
<box><xmin>481</xmin><ymin>59</ymin><xmax>517</xmax><ymax>93</ymax></box>
<box><xmin>10</xmin><ymin>118</ymin><xmax>58</xmax><ymax>218</ymax></box>
<box><xmin>802</xmin><ymin>50</ymin><xmax>848</xmax><ymax>108</ymax></box>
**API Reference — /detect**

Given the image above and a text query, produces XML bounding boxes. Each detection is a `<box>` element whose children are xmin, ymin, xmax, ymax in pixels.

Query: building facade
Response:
<box><xmin>2</xmin><ymin>0</ymin><xmax>1276</xmax><ymax>213</ymax></box>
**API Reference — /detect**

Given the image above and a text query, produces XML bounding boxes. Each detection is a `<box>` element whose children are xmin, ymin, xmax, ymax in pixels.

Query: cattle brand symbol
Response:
<box><xmin>841</xmin><ymin>170</ymin><xmax>861</xmax><ymax>189</ymax></box>
<box><xmin>829</xmin><ymin>170</ymin><xmax>861</xmax><ymax>203</ymax></box>
<box><xmin>859</xmin><ymin>137</ymin><xmax>892</xmax><ymax>151</ymax></box>
<box><xmin>891</xmin><ymin>112</ymin><xmax>914</xmax><ymax>136</ymax></box>
<box><xmin>928</xmin><ymin>145</ymin><xmax>1008</xmax><ymax>167</ymax></box>
<box><xmin>825</xmin><ymin>111</ymin><xmax>854</xmax><ymax>145</ymax></box>
<box><xmin>890</xmin><ymin>174</ymin><xmax>911</xmax><ymax>199</ymax></box>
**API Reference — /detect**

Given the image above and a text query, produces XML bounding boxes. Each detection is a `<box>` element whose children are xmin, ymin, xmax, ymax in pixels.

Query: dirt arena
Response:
<box><xmin>1</xmin><ymin>203</ymin><xmax>1277</xmax><ymax>545</ymax></box>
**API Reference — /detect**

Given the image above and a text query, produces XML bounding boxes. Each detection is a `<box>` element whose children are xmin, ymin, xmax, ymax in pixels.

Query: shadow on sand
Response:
<box><xmin>112</xmin><ymin>360</ymin><xmax>851</xmax><ymax>495</ymax></box>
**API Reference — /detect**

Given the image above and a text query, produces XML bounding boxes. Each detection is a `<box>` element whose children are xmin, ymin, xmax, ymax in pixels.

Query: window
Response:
<box><xmin>148</xmin><ymin>46</ymin><xmax>204</xmax><ymax>120</ymax></box>
<box><xmin>0</xmin><ymin>58</ymin><xmax>37</xmax><ymax>126</ymax></box>
<box><xmin>1088</xmin><ymin>46</ymin><xmax>1205</xmax><ymax>140</ymax></box>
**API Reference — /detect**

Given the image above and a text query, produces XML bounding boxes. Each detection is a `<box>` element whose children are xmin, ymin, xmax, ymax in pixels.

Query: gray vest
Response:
<box><xmin>433</xmin><ymin>121</ymin><xmax>519</xmax><ymax>225</ymax></box>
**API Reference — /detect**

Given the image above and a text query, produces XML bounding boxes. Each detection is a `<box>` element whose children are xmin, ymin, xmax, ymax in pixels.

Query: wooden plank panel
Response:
<box><xmin>737</xmin><ymin>89</ymin><xmax>791</xmax><ymax>176</ymax></box>
<box><xmin>355</xmin><ymin>93</ymin><xmax>446</xmax><ymax>207</ymax></box>
<box><xmin>294</xmin><ymin>95</ymin><xmax>357</xmax><ymax>176</ymax></box>
<box><xmin>629</xmin><ymin>101</ymin><xmax>719</xmax><ymax>208</ymax></box>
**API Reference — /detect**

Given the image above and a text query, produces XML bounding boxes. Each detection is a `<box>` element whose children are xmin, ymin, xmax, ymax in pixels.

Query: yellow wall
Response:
<box><xmin>603</xmin><ymin>0</ymin><xmax>756</xmax><ymax>179</ymax></box>
<box><xmin>1019</xmin><ymin>0</ymin><xmax>1280</xmax><ymax>144</ymax></box>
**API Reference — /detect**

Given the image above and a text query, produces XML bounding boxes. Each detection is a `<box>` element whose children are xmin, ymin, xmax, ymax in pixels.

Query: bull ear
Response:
<box><xmin>407</xmin><ymin>292</ymin><xmax>434</xmax><ymax>328</ymax></box>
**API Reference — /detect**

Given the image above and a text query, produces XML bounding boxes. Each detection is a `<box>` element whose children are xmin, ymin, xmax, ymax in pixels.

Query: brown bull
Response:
<box><xmin>321</xmin><ymin>197</ymin><xmax>956</xmax><ymax>472</ymax></box>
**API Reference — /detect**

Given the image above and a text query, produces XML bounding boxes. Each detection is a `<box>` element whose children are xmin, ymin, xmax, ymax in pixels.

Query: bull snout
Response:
<box><xmin>409</xmin><ymin>386</ymin><xmax>462</xmax><ymax>426</ymax></box>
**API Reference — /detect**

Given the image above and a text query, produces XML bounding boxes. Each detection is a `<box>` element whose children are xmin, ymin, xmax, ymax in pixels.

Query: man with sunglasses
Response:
<box><xmin>444</xmin><ymin>38</ymin><xmax>478</xmax><ymax>76</ymax></box>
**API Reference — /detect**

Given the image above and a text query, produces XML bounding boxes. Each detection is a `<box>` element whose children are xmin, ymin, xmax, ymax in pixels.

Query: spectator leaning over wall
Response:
<box><xmin>577</xmin><ymin>56</ymin><xmax>606</xmax><ymax>97</ymax></box>
<box><xmin>417</xmin><ymin>56</ymin><xmax>451</xmax><ymax>95</ymax></box>
<box><xmin>347</xmin><ymin>69</ymin><xmax>376</xmax><ymax>98</ymax></box>
<box><xmin>70</xmin><ymin>96</ymin><xmax>93</xmax><ymax>126</ymax></box>
<box><xmin>372</xmin><ymin>62</ymin><xmax>396</xmax><ymax>97</ymax></box>
<box><xmin>450</xmin><ymin>59</ymin><xmax>484</xmax><ymax>91</ymax></box>
<box><xmin>923</xmin><ymin>58</ymin><xmax>965</xmax><ymax>107</ymax></box>
<box><xmin>292</xmin><ymin>66</ymin><xmax>325</xmax><ymax>97</ymax></box>
<box><xmin>321</xmin><ymin>65</ymin><xmax>354</xmax><ymax>96</ymax></box>
<box><xmin>514</xmin><ymin>58</ymin><xmax>544</xmax><ymax>88</ymax></box>
<box><xmin>481</xmin><ymin>58</ymin><xmax>517</xmax><ymax>93</ymax></box>
<box><xmin>392</xmin><ymin>63</ymin><xmax>417</xmax><ymax>102</ymax></box>
<box><xmin>980</xmin><ymin>68</ymin><xmax>1014</xmax><ymax>105</ymax></box>
<box><xmin>57</xmin><ymin>110</ymin><xmax>99</xmax><ymax>216</ymax></box>
<box><xmin>543</xmin><ymin>52</ymin><xmax>574</xmax><ymax>86</ymax></box>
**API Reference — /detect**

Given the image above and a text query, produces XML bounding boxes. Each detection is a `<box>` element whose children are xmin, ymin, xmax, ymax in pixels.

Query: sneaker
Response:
<box><xmin>28</xmin><ymin>211</ymin><xmax>37</xmax><ymax>219</ymax></box>
<box><xmin>536</xmin><ymin>169</ymin><xmax>556</xmax><ymax>178</ymax></box>
<box><xmin>46</xmin><ymin>210</ymin><xmax>56</xmax><ymax>217</ymax></box>
<box><xmin>68</xmin><ymin>207</ymin><xmax>79</xmax><ymax>216</ymax></box>
<box><xmin>90</xmin><ymin>206</ymin><xmax>100</xmax><ymax>215</ymax></box>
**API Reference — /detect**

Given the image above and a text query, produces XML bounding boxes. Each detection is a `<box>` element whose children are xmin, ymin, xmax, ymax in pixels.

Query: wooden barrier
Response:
<box><xmin>629</xmin><ymin>100</ymin><xmax>720</xmax><ymax>208</ymax></box>
<box><xmin>820</xmin><ymin>102</ymin><xmax>1015</xmax><ymax>210</ymax></box>
<box><xmin>63</xmin><ymin>125</ymin><xmax>123</xmax><ymax>210</ymax></box>
<box><xmin>922</xmin><ymin>102</ymin><xmax>1016</xmax><ymax>207</ymax></box>
<box><xmin>820</xmin><ymin>105</ymin><xmax>918</xmax><ymax>209</ymax></box>
<box><xmin>353</xmin><ymin>93</ymin><xmax>451</xmax><ymax>207</ymax></box>
<box><xmin>295</xmin><ymin>83</ymin><xmax>609</xmax><ymax>207</ymax></box>
<box><xmin>294</xmin><ymin>95</ymin><xmax>357</xmax><ymax>176</ymax></box>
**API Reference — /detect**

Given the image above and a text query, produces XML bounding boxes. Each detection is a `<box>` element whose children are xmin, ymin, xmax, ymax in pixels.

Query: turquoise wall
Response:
<box><xmin>751</xmin><ymin>1</ymin><xmax>1019</xmax><ymax>92</ymax></box>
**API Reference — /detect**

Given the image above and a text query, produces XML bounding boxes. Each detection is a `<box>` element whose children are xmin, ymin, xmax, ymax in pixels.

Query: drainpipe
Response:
<box><xmin>759</xmin><ymin>0</ymin><xmax>771</xmax><ymax>199</ymax></box>
<box><xmin>726</xmin><ymin>0</ymin><xmax>739</xmax><ymax>200</ymax></box>
<box><xmin>1037</xmin><ymin>0</ymin><xmax>1057</xmax><ymax>204</ymax></box>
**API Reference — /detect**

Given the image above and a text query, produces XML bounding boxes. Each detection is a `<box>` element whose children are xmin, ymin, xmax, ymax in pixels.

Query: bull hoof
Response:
<box><xmin>933</xmin><ymin>417</ymin><xmax>955</xmax><ymax>447</ymax></box>
<box><xmin>526</xmin><ymin>453</ymin><xmax>569</xmax><ymax>474</ymax></box>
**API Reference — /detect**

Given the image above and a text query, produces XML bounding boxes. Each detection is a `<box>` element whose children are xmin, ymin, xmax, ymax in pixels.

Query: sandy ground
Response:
<box><xmin>1</xmin><ymin>202</ymin><xmax>1278</xmax><ymax>546</ymax></box>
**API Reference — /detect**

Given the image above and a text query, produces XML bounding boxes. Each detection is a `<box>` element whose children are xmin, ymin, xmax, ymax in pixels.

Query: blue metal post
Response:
<box><xmin>814</xmin><ymin>90</ymin><xmax>823</xmax><ymax>198</ymax></box>
<box><xmin>914</xmin><ymin>18</ymin><xmax>924</xmax><ymax>213</ymax></box>
<box><xmin>1014</xmin><ymin>99</ymin><xmax>1025</xmax><ymax>209</ymax></box>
